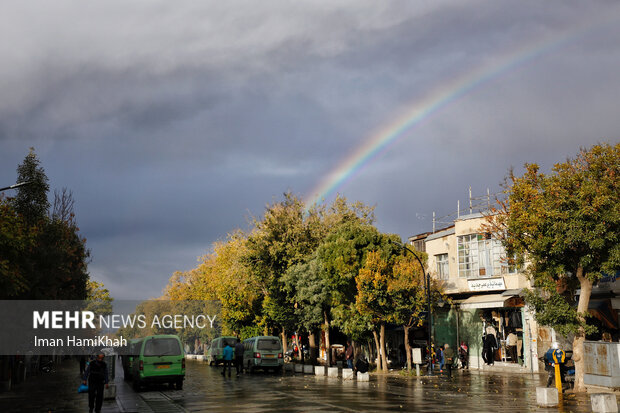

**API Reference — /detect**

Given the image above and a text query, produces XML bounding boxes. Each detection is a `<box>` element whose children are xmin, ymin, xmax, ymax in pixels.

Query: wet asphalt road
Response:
<box><xmin>171</xmin><ymin>360</ymin><xmax>599</xmax><ymax>412</ymax></box>
<box><xmin>0</xmin><ymin>358</ymin><xmax>614</xmax><ymax>412</ymax></box>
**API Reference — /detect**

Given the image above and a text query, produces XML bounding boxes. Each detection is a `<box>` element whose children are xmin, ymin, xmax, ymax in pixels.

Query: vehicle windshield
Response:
<box><xmin>144</xmin><ymin>338</ymin><xmax>181</xmax><ymax>356</ymax></box>
<box><xmin>257</xmin><ymin>339</ymin><xmax>280</xmax><ymax>351</ymax></box>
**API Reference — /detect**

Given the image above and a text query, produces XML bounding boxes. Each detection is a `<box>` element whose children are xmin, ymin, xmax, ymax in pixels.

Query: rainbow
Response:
<box><xmin>303</xmin><ymin>11</ymin><xmax>616</xmax><ymax>210</ymax></box>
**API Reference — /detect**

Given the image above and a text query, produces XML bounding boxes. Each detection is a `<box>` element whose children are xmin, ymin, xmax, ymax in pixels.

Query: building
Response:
<box><xmin>413</xmin><ymin>212</ymin><xmax>540</xmax><ymax>372</ymax></box>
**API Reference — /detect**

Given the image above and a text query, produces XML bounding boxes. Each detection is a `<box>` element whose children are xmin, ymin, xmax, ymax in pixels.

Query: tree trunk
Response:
<box><xmin>281</xmin><ymin>330</ymin><xmax>287</xmax><ymax>355</ymax></box>
<box><xmin>324</xmin><ymin>311</ymin><xmax>331</xmax><ymax>366</ymax></box>
<box><xmin>404</xmin><ymin>325</ymin><xmax>412</xmax><ymax>371</ymax></box>
<box><xmin>372</xmin><ymin>329</ymin><xmax>381</xmax><ymax>371</ymax></box>
<box><xmin>380</xmin><ymin>323</ymin><xmax>388</xmax><ymax>372</ymax></box>
<box><xmin>573</xmin><ymin>266</ymin><xmax>593</xmax><ymax>392</ymax></box>
<box><xmin>309</xmin><ymin>332</ymin><xmax>317</xmax><ymax>365</ymax></box>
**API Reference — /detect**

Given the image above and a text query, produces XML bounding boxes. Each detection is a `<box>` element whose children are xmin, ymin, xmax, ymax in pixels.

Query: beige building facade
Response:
<box><xmin>418</xmin><ymin>212</ymin><xmax>540</xmax><ymax>372</ymax></box>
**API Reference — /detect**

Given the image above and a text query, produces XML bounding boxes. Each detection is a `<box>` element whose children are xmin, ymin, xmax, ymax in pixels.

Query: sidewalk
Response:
<box><xmin>0</xmin><ymin>358</ymin><xmax>119</xmax><ymax>412</ymax></box>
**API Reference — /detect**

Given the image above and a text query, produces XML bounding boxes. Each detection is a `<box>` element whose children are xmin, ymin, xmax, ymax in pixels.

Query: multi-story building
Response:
<box><xmin>411</xmin><ymin>212</ymin><xmax>540</xmax><ymax>372</ymax></box>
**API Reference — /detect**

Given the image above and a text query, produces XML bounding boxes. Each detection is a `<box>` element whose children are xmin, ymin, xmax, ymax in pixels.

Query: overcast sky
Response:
<box><xmin>1</xmin><ymin>1</ymin><xmax>619</xmax><ymax>300</ymax></box>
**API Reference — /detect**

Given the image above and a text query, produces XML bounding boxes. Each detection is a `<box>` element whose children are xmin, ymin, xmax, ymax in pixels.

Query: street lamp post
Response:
<box><xmin>390</xmin><ymin>240</ymin><xmax>434</xmax><ymax>375</ymax></box>
<box><xmin>0</xmin><ymin>182</ymin><xmax>32</xmax><ymax>192</ymax></box>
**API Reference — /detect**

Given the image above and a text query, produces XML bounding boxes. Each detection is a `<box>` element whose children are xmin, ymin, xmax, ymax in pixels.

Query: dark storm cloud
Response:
<box><xmin>1</xmin><ymin>0</ymin><xmax>619</xmax><ymax>299</ymax></box>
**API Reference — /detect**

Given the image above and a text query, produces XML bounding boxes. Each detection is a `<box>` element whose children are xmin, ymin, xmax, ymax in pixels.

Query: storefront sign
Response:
<box><xmin>468</xmin><ymin>278</ymin><xmax>505</xmax><ymax>291</ymax></box>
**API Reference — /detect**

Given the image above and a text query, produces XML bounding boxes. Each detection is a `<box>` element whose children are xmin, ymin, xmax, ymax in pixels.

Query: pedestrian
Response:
<box><xmin>507</xmin><ymin>330</ymin><xmax>518</xmax><ymax>363</ymax></box>
<box><xmin>443</xmin><ymin>344</ymin><xmax>455</xmax><ymax>378</ymax></box>
<box><xmin>482</xmin><ymin>331</ymin><xmax>497</xmax><ymax>365</ymax></box>
<box><xmin>221</xmin><ymin>341</ymin><xmax>234</xmax><ymax>377</ymax></box>
<box><xmin>79</xmin><ymin>355</ymin><xmax>86</xmax><ymax>376</ymax></box>
<box><xmin>458</xmin><ymin>341</ymin><xmax>468</xmax><ymax>369</ymax></box>
<box><xmin>437</xmin><ymin>345</ymin><xmax>444</xmax><ymax>372</ymax></box>
<box><xmin>345</xmin><ymin>340</ymin><xmax>354</xmax><ymax>370</ymax></box>
<box><xmin>82</xmin><ymin>352</ymin><xmax>109</xmax><ymax>413</ymax></box>
<box><xmin>355</xmin><ymin>355</ymin><xmax>369</xmax><ymax>373</ymax></box>
<box><xmin>234</xmin><ymin>338</ymin><xmax>244</xmax><ymax>377</ymax></box>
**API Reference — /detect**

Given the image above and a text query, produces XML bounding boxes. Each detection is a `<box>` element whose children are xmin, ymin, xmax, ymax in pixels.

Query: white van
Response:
<box><xmin>242</xmin><ymin>336</ymin><xmax>283</xmax><ymax>373</ymax></box>
<box><xmin>207</xmin><ymin>336</ymin><xmax>237</xmax><ymax>366</ymax></box>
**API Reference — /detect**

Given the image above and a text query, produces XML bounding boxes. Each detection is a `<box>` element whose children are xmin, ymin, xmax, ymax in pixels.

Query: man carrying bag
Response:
<box><xmin>82</xmin><ymin>352</ymin><xmax>109</xmax><ymax>413</ymax></box>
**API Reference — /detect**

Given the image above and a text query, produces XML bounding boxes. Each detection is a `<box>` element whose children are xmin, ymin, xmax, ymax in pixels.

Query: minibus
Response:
<box><xmin>242</xmin><ymin>336</ymin><xmax>283</xmax><ymax>373</ymax></box>
<box><xmin>207</xmin><ymin>336</ymin><xmax>237</xmax><ymax>366</ymax></box>
<box><xmin>130</xmin><ymin>334</ymin><xmax>185</xmax><ymax>390</ymax></box>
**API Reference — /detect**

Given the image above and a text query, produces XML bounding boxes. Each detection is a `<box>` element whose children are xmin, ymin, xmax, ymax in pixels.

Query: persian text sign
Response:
<box><xmin>468</xmin><ymin>278</ymin><xmax>505</xmax><ymax>291</ymax></box>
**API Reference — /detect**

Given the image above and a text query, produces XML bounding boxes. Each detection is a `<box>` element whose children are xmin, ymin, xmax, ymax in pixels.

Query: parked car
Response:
<box><xmin>207</xmin><ymin>336</ymin><xmax>237</xmax><ymax>366</ymax></box>
<box><xmin>243</xmin><ymin>336</ymin><xmax>283</xmax><ymax>373</ymax></box>
<box><xmin>130</xmin><ymin>334</ymin><xmax>185</xmax><ymax>391</ymax></box>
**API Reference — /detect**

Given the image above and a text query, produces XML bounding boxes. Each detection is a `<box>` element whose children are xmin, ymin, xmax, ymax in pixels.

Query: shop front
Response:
<box><xmin>436</xmin><ymin>292</ymin><xmax>539</xmax><ymax>372</ymax></box>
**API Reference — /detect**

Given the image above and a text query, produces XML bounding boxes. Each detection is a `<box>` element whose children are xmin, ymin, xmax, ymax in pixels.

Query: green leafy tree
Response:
<box><xmin>12</xmin><ymin>147</ymin><xmax>49</xmax><ymax>226</ymax></box>
<box><xmin>356</xmin><ymin>250</ymin><xmax>394</xmax><ymax>372</ymax></box>
<box><xmin>244</xmin><ymin>193</ymin><xmax>325</xmax><ymax>348</ymax></box>
<box><xmin>313</xmin><ymin>220</ymin><xmax>384</xmax><ymax>365</ymax></box>
<box><xmin>3</xmin><ymin>149</ymin><xmax>89</xmax><ymax>300</ymax></box>
<box><xmin>388</xmin><ymin>250</ymin><xmax>432</xmax><ymax>371</ymax></box>
<box><xmin>0</xmin><ymin>199</ymin><xmax>36</xmax><ymax>297</ymax></box>
<box><xmin>85</xmin><ymin>280</ymin><xmax>114</xmax><ymax>315</ymax></box>
<box><xmin>492</xmin><ymin>143</ymin><xmax>619</xmax><ymax>391</ymax></box>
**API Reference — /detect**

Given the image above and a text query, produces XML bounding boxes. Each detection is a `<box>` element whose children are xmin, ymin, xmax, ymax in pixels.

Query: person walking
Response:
<box><xmin>483</xmin><ymin>332</ymin><xmax>497</xmax><ymax>365</ymax></box>
<box><xmin>82</xmin><ymin>352</ymin><xmax>109</xmax><ymax>413</ymax></box>
<box><xmin>221</xmin><ymin>341</ymin><xmax>234</xmax><ymax>377</ymax></box>
<box><xmin>458</xmin><ymin>341</ymin><xmax>469</xmax><ymax>369</ymax></box>
<box><xmin>443</xmin><ymin>344</ymin><xmax>455</xmax><ymax>378</ymax></box>
<box><xmin>234</xmin><ymin>338</ymin><xmax>245</xmax><ymax>377</ymax></box>
<box><xmin>437</xmin><ymin>345</ymin><xmax>444</xmax><ymax>373</ymax></box>
<box><xmin>345</xmin><ymin>340</ymin><xmax>354</xmax><ymax>370</ymax></box>
<box><xmin>79</xmin><ymin>355</ymin><xmax>86</xmax><ymax>376</ymax></box>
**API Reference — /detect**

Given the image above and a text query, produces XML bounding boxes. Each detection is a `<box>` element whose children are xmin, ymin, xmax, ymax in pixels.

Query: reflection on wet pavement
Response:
<box><xmin>178</xmin><ymin>360</ymin><xmax>601</xmax><ymax>412</ymax></box>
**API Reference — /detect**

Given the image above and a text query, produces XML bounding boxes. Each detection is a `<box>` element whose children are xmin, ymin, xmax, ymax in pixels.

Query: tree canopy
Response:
<box><xmin>0</xmin><ymin>148</ymin><xmax>95</xmax><ymax>300</ymax></box>
<box><xmin>493</xmin><ymin>142</ymin><xmax>619</xmax><ymax>391</ymax></box>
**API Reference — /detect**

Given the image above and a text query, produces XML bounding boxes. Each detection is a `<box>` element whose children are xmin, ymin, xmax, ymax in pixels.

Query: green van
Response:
<box><xmin>130</xmin><ymin>334</ymin><xmax>185</xmax><ymax>391</ymax></box>
<box><xmin>207</xmin><ymin>336</ymin><xmax>237</xmax><ymax>366</ymax></box>
<box><xmin>243</xmin><ymin>336</ymin><xmax>283</xmax><ymax>373</ymax></box>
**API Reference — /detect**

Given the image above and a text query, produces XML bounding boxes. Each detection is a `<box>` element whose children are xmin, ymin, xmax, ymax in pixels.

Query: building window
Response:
<box><xmin>457</xmin><ymin>234</ymin><xmax>519</xmax><ymax>278</ymax></box>
<box><xmin>436</xmin><ymin>254</ymin><xmax>449</xmax><ymax>280</ymax></box>
<box><xmin>458</xmin><ymin>234</ymin><xmax>478</xmax><ymax>278</ymax></box>
<box><xmin>458</xmin><ymin>233</ymin><xmax>516</xmax><ymax>278</ymax></box>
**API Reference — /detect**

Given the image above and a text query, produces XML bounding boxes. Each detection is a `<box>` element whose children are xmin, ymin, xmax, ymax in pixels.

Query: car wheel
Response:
<box><xmin>176</xmin><ymin>379</ymin><xmax>183</xmax><ymax>390</ymax></box>
<box><xmin>133</xmin><ymin>379</ymin><xmax>141</xmax><ymax>392</ymax></box>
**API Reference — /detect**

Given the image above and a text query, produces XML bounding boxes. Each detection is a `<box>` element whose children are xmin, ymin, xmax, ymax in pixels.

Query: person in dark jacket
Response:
<box><xmin>234</xmin><ymin>338</ymin><xmax>245</xmax><ymax>377</ymax></box>
<box><xmin>482</xmin><ymin>333</ymin><xmax>497</xmax><ymax>365</ymax></box>
<box><xmin>345</xmin><ymin>341</ymin><xmax>354</xmax><ymax>370</ymax></box>
<box><xmin>82</xmin><ymin>352</ymin><xmax>109</xmax><ymax>413</ymax></box>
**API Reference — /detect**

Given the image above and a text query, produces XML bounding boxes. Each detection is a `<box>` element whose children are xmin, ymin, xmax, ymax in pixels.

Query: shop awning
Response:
<box><xmin>456</xmin><ymin>294</ymin><xmax>512</xmax><ymax>309</ymax></box>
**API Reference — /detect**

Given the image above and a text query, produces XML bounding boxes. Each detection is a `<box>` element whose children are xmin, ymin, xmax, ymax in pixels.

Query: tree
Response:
<box><xmin>388</xmin><ymin>250</ymin><xmax>432</xmax><ymax>371</ymax></box>
<box><xmin>314</xmin><ymin>220</ymin><xmax>384</xmax><ymax>366</ymax></box>
<box><xmin>356</xmin><ymin>250</ymin><xmax>393</xmax><ymax>372</ymax></box>
<box><xmin>0</xmin><ymin>199</ymin><xmax>36</xmax><ymax>297</ymax></box>
<box><xmin>12</xmin><ymin>147</ymin><xmax>49</xmax><ymax>226</ymax></box>
<box><xmin>244</xmin><ymin>193</ymin><xmax>326</xmax><ymax>348</ymax></box>
<box><xmin>85</xmin><ymin>280</ymin><xmax>114</xmax><ymax>315</ymax></box>
<box><xmin>2</xmin><ymin>149</ymin><xmax>90</xmax><ymax>300</ymax></box>
<box><xmin>492</xmin><ymin>143</ymin><xmax>619</xmax><ymax>392</ymax></box>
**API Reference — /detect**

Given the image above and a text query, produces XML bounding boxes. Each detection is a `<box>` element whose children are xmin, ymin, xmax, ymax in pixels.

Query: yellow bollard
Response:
<box><xmin>554</xmin><ymin>363</ymin><xmax>562</xmax><ymax>393</ymax></box>
<box><xmin>552</xmin><ymin>349</ymin><xmax>565</xmax><ymax>394</ymax></box>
